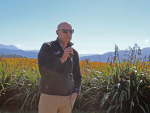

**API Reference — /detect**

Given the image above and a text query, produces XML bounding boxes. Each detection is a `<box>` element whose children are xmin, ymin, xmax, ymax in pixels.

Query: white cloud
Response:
<box><xmin>16</xmin><ymin>44</ymin><xmax>23</xmax><ymax>47</ymax></box>
<box><xmin>144</xmin><ymin>39</ymin><xmax>149</xmax><ymax>42</ymax></box>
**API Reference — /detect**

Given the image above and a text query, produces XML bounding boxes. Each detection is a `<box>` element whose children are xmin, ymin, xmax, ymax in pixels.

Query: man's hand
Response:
<box><xmin>69</xmin><ymin>92</ymin><xmax>78</xmax><ymax>99</ymax></box>
<box><xmin>60</xmin><ymin>47</ymin><xmax>74</xmax><ymax>63</ymax></box>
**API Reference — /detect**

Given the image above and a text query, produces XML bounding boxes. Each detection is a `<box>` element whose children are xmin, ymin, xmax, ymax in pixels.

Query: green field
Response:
<box><xmin>0</xmin><ymin>57</ymin><xmax>150</xmax><ymax>113</ymax></box>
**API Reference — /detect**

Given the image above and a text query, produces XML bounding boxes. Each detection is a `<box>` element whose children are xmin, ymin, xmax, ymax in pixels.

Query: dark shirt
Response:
<box><xmin>38</xmin><ymin>38</ymin><xmax>82</xmax><ymax>96</ymax></box>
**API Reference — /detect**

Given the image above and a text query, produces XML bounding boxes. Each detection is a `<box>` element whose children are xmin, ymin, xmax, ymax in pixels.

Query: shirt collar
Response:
<box><xmin>57</xmin><ymin>39</ymin><xmax>64</xmax><ymax>50</ymax></box>
<box><xmin>58</xmin><ymin>41</ymin><xmax>62</xmax><ymax>47</ymax></box>
<box><xmin>56</xmin><ymin>38</ymin><xmax>73</xmax><ymax>50</ymax></box>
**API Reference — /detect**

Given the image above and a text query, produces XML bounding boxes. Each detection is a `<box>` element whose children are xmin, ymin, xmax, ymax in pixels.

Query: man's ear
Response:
<box><xmin>56</xmin><ymin>30</ymin><xmax>59</xmax><ymax>35</ymax></box>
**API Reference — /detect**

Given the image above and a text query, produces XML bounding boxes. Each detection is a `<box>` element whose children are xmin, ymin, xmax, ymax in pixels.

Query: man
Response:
<box><xmin>38</xmin><ymin>22</ymin><xmax>82</xmax><ymax>113</ymax></box>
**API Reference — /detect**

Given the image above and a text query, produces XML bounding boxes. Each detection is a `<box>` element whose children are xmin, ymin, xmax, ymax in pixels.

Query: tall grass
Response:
<box><xmin>0</xmin><ymin>58</ymin><xmax>40</xmax><ymax>111</ymax></box>
<box><xmin>75</xmin><ymin>44</ymin><xmax>150</xmax><ymax>113</ymax></box>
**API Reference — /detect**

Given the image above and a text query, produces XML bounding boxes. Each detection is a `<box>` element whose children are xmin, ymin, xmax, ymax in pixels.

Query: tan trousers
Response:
<box><xmin>38</xmin><ymin>93</ymin><xmax>76</xmax><ymax>113</ymax></box>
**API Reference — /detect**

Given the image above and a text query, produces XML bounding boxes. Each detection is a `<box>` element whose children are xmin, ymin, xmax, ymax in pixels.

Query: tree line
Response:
<box><xmin>0</xmin><ymin>54</ymin><xmax>27</xmax><ymax>58</ymax></box>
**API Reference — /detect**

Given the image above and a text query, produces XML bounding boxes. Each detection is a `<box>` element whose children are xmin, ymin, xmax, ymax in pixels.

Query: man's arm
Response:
<box><xmin>38</xmin><ymin>43</ymin><xmax>63</xmax><ymax>77</ymax></box>
<box><xmin>73</xmin><ymin>51</ymin><xmax>82</xmax><ymax>95</ymax></box>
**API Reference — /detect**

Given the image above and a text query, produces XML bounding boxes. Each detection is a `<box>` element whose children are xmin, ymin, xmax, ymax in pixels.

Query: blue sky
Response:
<box><xmin>0</xmin><ymin>0</ymin><xmax>150</xmax><ymax>54</ymax></box>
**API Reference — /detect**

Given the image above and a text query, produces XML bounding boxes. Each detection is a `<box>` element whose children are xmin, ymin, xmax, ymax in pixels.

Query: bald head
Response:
<box><xmin>56</xmin><ymin>22</ymin><xmax>73</xmax><ymax>44</ymax></box>
<box><xmin>57</xmin><ymin>22</ymin><xmax>72</xmax><ymax>30</ymax></box>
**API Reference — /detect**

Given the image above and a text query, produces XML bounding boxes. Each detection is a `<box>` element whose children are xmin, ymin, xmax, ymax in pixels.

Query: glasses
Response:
<box><xmin>58</xmin><ymin>29</ymin><xmax>74</xmax><ymax>34</ymax></box>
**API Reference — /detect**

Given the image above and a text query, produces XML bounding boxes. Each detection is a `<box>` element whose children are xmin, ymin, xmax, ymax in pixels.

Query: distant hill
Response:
<box><xmin>0</xmin><ymin>54</ymin><xmax>27</xmax><ymax>58</ymax></box>
<box><xmin>80</xmin><ymin>48</ymin><xmax>150</xmax><ymax>62</ymax></box>
<box><xmin>0</xmin><ymin>44</ymin><xmax>39</xmax><ymax>58</ymax></box>
<box><xmin>0</xmin><ymin>49</ymin><xmax>38</xmax><ymax>58</ymax></box>
<box><xmin>0</xmin><ymin>44</ymin><xmax>19</xmax><ymax>50</ymax></box>
<box><xmin>25</xmin><ymin>50</ymin><xmax>39</xmax><ymax>52</ymax></box>
<box><xmin>79</xmin><ymin>54</ymin><xmax>99</xmax><ymax>57</ymax></box>
<box><xmin>0</xmin><ymin>44</ymin><xmax>150</xmax><ymax>62</ymax></box>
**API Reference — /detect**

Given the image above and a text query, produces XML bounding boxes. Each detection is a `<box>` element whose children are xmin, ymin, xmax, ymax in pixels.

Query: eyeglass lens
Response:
<box><xmin>62</xmin><ymin>29</ymin><xmax>74</xmax><ymax>34</ymax></box>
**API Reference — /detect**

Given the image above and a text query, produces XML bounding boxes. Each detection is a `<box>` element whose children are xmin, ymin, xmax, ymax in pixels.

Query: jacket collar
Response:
<box><xmin>55</xmin><ymin>38</ymin><xmax>74</xmax><ymax>49</ymax></box>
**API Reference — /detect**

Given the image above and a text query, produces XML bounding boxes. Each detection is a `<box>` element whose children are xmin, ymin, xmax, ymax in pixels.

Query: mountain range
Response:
<box><xmin>0</xmin><ymin>44</ymin><xmax>39</xmax><ymax>58</ymax></box>
<box><xmin>79</xmin><ymin>48</ymin><xmax>150</xmax><ymax>62</ymax></box>
<box><xmin>0</xmin><ymin>44</ymin><xmax>150</xmax><ymax>62</ymax></box>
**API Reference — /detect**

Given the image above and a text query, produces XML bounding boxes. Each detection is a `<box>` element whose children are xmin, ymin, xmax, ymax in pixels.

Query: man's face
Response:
<box><xmin>56</xmin><ymin>23</ymin><xmax>73</xmax><ymax>43</ymax></box>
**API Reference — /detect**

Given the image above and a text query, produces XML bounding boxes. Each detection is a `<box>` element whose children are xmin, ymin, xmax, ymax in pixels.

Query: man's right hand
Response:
<box><xmin>60</xmin><ymin>47</ymin><xmax>74</xmax><ymax>63</ymax></box>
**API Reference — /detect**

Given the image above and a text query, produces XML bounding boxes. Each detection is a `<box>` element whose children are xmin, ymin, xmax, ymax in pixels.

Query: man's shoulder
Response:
<box><xmin>44</xmin><ymin>40</ymin><xmax>55</xmax><ymax>45</ymax></box>
<box><xmin>43</xmin><ymin>40</ymin><xmax>57</xmax><ymax>47</ymax></box>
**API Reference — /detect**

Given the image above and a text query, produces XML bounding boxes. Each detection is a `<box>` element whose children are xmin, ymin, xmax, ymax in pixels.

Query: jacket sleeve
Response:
<box><xmin>73</xmin><ymin>51</ymin><xmax>82</xmax><ymax>95</ymax></box>
<box><xmin>38</xmin><ymin>43</ymin><xmax>63</xmax><ymax>77</ymax></box>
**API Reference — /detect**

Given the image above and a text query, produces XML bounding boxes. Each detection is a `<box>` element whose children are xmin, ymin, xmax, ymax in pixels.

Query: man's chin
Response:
<box><xmin>66</xmin><ymin>36</ymin><xmax>71</xmax><ymax>39</ymax></box>
<box><xmin>66</xmin><ymin>38</ymin><xmax>71</xmax><ymax>41</ymax></box>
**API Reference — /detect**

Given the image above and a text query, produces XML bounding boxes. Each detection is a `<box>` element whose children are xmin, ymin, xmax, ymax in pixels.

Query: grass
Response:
<box><xmin>0</xmin><ymin>109</ymin><xmax>104</xmax><ymax>113</ymax></box>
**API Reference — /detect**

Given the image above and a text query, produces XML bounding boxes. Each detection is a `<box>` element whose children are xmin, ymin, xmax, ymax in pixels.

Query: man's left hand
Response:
<box><xmin>69</xmin><ymin>92</ymin><xmax>78</xmax><ymax>98</ymax></box>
